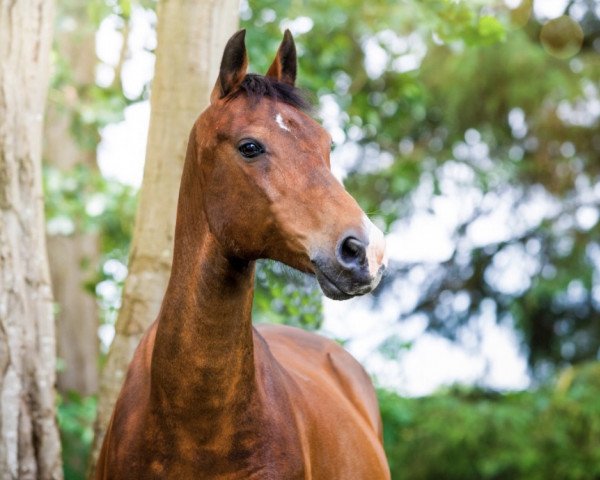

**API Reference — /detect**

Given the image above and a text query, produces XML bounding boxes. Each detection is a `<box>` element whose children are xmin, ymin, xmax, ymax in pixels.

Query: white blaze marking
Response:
<box><xmin>363</xmin><ymin>216</ymin><xmax>387</xmax><ymax>278</ymax></box>
<box><xmin>275</xmin><ymin>113</ymin><xmax>290</xmax><ymax>132</ymax></box>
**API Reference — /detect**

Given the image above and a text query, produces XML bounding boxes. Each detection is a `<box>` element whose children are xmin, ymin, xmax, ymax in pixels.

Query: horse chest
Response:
<box><xmin>141</xmin><ymin>434</ymin><xmax>305</xmax><ymax>479</ymax></box>
<box><xmin>133</xmin><ymin>405</ymin><xmax>306</xmax><ymax>479</ymax></box>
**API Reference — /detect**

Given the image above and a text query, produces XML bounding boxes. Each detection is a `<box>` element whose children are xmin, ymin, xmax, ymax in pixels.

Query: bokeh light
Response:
<box><xmin>540</xmin><ymin>15</ymin><xmax>584</xmax><ymax>59</ymax></box>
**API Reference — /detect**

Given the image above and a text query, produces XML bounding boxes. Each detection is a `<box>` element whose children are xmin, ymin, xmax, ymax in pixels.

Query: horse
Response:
<box><xmin>96</xmin><ymin>29</ymin><xmax>390</xmax><ymax>479</ymax></box>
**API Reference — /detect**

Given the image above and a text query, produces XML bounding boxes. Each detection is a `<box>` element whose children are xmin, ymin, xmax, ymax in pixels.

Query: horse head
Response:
<box><xmin>193</xmin><ymin>30</ymin><xmax>387</xmax><ymax>300</ymax></box>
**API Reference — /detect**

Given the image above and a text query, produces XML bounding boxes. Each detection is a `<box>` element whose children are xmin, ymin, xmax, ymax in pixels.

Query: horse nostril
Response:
<box><xmin>338</xmin><ymin>236</ymin><xmax>367</xmax><ymax>267</ymax></box>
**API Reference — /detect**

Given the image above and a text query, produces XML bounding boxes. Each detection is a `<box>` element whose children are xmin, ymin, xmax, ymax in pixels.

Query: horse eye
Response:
<box><xmin>238</xmin><ymin>140</ymin><xmax>265</xmax><ymax>159</ymax></box>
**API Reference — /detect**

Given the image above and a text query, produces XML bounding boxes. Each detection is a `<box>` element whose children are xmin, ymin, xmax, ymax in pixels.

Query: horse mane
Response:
<box><xmin>227</xmin><ymin>74</ymin><xmax>313</xmax><ymax>112</ymax></box>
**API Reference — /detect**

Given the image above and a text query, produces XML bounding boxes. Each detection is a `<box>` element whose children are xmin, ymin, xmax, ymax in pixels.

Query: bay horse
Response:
<box><xmin>97</xmin><ymin>29</ymin><xmax>390</xmax><ymax>479</ymax></box>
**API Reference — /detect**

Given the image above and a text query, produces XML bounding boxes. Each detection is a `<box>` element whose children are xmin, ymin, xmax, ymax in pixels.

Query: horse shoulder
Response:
<box><xmin>254</xmin><ymin>324</ymin><xmax>389</xmax><ymax>479</ymax></box>
<box><xmin>255</xmin><ymin>323</ymin><xmax>382</xmax><ymax>436</ymax></box>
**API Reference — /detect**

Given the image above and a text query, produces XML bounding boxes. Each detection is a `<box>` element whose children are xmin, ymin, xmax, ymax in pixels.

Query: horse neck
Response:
<box><xmin>151</xmin><ymin>132</ymin><xmax>258</xmax><ymax>431</ymax></box>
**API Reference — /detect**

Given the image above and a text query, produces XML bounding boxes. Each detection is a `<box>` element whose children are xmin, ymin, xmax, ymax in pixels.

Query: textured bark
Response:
<box><xmin>44</xmin><ymin>2</ymin><xmax>99</xmax><ymax>396</ymax></box>
<box><xmin>0</xmin><ymin>0</ymin><xmax>62</xmax><ymax>479</ymax></box>
<box><xmin>88</xmin><ymin>0</ymin><xmax>240</xmax><ymax>476</ymax></box>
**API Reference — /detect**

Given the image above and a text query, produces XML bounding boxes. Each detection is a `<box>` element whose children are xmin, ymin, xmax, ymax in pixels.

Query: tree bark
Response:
<box><xmin>0</xmin><ymin>0</ymin><xmax>62</xmax><ymax>478</ymax></box>
<box><xmin>45</xmin><ymin>1</ymin><xmax>100</xmax><ymax>396</ymax></box>
<box><xmin>47</xmin><ymin>233</ymin><xmax>98</xmax><ymax>395</ymax></box>
<box><xmin>88</xmin><ymin>0</ymin><xmax>240</xmax><ymax>476</ymax></box>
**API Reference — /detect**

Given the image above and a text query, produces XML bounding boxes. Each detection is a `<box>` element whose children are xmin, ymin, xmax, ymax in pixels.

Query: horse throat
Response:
<box><xmin>150</xmin><ymin>143</ymin><xmax>258</xmax><ymax>441</ymax></box>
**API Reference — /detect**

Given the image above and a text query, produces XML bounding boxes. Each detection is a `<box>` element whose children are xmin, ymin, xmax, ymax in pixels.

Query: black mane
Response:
<box><xmin>228</xmin><ymin>74</ymin><xmax>312</xmax><ymax>112</ymax></box>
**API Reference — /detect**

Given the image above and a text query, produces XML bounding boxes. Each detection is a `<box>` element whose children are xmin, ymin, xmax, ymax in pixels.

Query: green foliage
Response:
<box><xmin>254</xmin><ymin>261</ymin><xmax>323</xmax><ymax>330</ymax></box>
<box><xmin>379</xmin><ymin>362</ymin><xmax>600</xmax><ymax>480</ymax></box>
<box><xmin>422</xmin><ymin>1</ymin><xmax>507</xmax><ymax>45</ymax></box>
<box><xmin>43</xmin><ymin>164</ymin><xmax>137</xmax><ymax>326</ymax></box>
<box><xmin>44</xmin><ymin>165</ymin><xmax>136</xmax><ymax>247</ymax></box>
<box><xmin>44</xmin><ymin>166</ymin><xmax>135</xmax><ymax>259</ymax></box>
<box><xmin>242</xmin><ymin>0</ymin><xmax>514</xmax><ymax>343</ymax></box>
<box><xmin>71</xmin><ymin>86</ymin><xmax>129</xmax><ymax>149</ymax></box>
<box><xmin>57</xmin><ymin>393</ymin><xmax>97</xmax><ymax>480</ymax></box>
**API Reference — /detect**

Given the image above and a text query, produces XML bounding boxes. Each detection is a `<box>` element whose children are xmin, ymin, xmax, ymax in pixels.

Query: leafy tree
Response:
<box><xmin>379</xmin><ymin>362</ymin><xmax>600</xmax><ymax>479</ymax></box>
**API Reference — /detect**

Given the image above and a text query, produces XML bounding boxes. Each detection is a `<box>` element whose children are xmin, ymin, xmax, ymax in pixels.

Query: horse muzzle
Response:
<box><xmin>311</xmin><ymin>218</ymin><xmax>387</xmax><ymax>300</ymax></box>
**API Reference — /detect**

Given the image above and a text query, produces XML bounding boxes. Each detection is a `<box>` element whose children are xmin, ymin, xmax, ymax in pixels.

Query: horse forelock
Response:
<box><xmin>226</xmin><ymin>74</ymin><xmax>313</xmax><ymax>112</ymax></box>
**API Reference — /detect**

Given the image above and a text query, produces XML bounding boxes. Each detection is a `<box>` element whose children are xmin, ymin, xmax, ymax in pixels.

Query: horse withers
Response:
<box><xmin>97</xmin><ymin>29</ymin><xmax>390</xmax><ymax>479</ymax></box>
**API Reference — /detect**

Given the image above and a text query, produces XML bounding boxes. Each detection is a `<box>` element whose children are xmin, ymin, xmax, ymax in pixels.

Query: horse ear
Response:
<box><xmin>266</xmin><ymin>29</ymin><xmax>297</xmax><ymax>86</ymax></box>
<box><xmin>211</xmin><ymin>29</ymin><xmax>248</xmax><ymax>103</ymax></box>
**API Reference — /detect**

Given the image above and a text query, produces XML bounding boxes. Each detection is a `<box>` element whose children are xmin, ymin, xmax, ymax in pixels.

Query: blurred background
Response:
<box><xmin>44</xmin><ymin>0</ymin><xmax>600</xmax><ymax>478</ymax></box>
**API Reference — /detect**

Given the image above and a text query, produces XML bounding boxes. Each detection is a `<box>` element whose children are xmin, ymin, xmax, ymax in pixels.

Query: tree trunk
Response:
<box><xmin>0</xmin><ymin>0</ymin><xmax>63</xmax><ymax>479</ymax></box>
<box><xmin>44</xmin><ymin>2</ymin><xmax>100</xmax><ymax>396</ymax></box>
<box><xmin>47</xmin><ymin>233</ymin><xmax>98</xmax><ymax>395</ymax></box>
<box><xmin>88</xmin><ymin>0</ymin><xmax>240</xmax><ymax>476</ymax></box>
